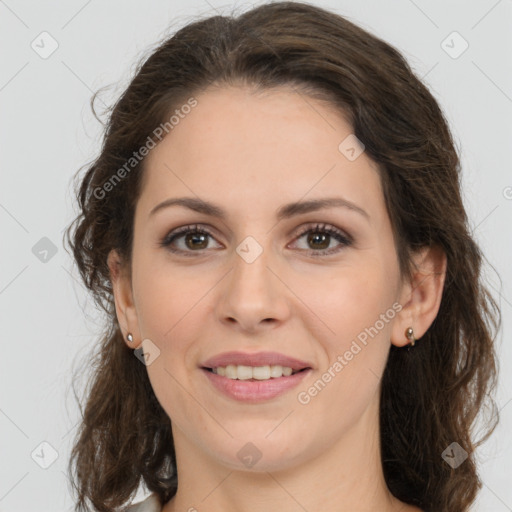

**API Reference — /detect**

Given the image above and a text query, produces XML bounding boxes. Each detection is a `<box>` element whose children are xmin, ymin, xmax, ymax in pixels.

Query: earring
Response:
<box><xmin>126</xmin><ymin>333</ymin><xmax>133</xmax><ymax>343</ymax></box>
<box><xmin>405</xmin><ymin>327</ymin><xmax>415</xmax><ymax>347</ymax></box>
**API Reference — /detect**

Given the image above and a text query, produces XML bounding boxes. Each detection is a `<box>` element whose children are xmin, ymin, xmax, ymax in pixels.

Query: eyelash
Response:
<box><xmin>159</xmin><ymin>223</ymin><xmax>353</xmax><ymax>258</ymax></box>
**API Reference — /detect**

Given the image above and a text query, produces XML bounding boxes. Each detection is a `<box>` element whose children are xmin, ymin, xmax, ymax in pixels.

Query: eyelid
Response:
<box><xmin>290</xmin><ymin>222</ymin><xmax>353</xmax><ymax>242</ymax></box>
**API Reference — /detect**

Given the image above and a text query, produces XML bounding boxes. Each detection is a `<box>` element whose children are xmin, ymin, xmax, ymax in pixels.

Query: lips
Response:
<box><xmin>201</xmin><ymin>351</ymin><xmax>313</xmax><ymax>371</ymax></box>
<box><xmin>202</xmin><ymin>366</ymin><xmax>313</xmax><ymax>403</ymax></box>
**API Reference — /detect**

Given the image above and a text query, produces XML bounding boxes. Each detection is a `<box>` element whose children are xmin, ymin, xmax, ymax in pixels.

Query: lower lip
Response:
<box><xmin>201</xmin><ymin>368</ymin><xmax>312</xmax><ymax>403</ymax></box>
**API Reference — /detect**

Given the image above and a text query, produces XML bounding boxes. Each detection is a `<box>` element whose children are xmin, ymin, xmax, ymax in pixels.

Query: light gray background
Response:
<box><xmin>1</xmin><ymin>0</ymin><xmax>511</xmax><ymax>510</ymax></box>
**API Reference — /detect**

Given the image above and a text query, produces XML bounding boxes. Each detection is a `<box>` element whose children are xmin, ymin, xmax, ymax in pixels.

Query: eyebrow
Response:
<box><xmin>149</xmin><ymin>196</ymin><xmax>370</xmax><ymax>221</ymax></box>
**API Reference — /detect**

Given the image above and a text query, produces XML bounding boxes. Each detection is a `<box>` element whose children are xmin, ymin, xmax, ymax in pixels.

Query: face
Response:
<box><xmin>113</xmin><ymin>85</ymin><xmax>410</xmax><ymax>473</ymax></box>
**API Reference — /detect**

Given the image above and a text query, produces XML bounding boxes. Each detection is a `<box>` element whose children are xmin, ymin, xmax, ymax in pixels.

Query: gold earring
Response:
<box><xmin>405</xmin><ymin>327</ymin><xmax>415</xmax><ymax>347</ymax></box>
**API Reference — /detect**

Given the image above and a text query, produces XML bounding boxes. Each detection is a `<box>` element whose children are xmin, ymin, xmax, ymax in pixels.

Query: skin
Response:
<box><xmin>108</xmin><ymin>85</ymin><xmax>446</xmax><ymax>512</ymax></box>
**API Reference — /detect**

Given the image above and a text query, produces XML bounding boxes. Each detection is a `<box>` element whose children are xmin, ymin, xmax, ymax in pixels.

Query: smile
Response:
<box><xmin>208</xmin><ymin>364</ymin><xmax>304</xmax><ymax>380</ymax></box>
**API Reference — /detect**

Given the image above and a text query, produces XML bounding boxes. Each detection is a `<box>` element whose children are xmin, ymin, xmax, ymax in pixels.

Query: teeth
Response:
<box><xmin>212</xmin><ymin>364</ymin><xmax>296</xmax><ymax>380</ymax></box>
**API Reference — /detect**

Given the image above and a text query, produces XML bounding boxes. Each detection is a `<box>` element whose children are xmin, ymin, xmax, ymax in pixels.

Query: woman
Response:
<box><xmin>65</xmin><ymin>2</ymin><xmax>500</xmax><ymax>511</ymax></box>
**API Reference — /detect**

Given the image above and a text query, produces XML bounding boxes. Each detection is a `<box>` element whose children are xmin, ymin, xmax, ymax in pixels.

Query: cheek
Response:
<box><xmin>137</xmin><ymin>285</ymin><xmax>207</xmax><ymax>431</ymax></box>
<box><xmin>317</xmin><ymin>257</ymin><xmax>395</xmax><ymax>344</ymax></box>
<box><xmin>132</xmin><ymin>254</ymin><xmax>217</xmax><ymax>421</ymax></box>
<box><xmin>306</xmin><ymin>258</ymin><xmax>395</xmax><ymax>401</ymax></box>
<box><xmin>133</xmin><ymin>249</ymin><xmax>208</xmax><ymax>344</ymax></box>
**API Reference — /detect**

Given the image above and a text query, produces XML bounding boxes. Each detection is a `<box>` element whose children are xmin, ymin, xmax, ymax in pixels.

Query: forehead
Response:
<box><xmin>147</xmin><ymin>85</ymin><xmax>352</xmax><ymax>167</ymax></box>
<box><xmin>138</xmin><ymin>85</ymin><xmax>383</xmax><ymax>220</ymax></box>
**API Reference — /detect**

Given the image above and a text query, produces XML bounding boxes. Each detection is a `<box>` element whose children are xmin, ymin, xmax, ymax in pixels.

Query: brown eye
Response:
<box><xmin>161</xmin><ymin>225</ymin><xmax>220</xmax><ymax>255</ymax></box>
<box><xmin>182</xmin><ymin>232</ymin><xmax>209</xmax><ymax>250</ymax></box>
<box><xmin>306</xmin><ymin>231</ymin><xmax>331</xmax><ymax>250</ymax></box>
<box><xmin>290</xmin><ymin>223</ymin><xmax>353</xmax><ymax>256</ymax></box>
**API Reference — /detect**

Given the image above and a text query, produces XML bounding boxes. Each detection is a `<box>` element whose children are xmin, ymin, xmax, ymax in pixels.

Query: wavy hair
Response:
<box><xmin>64</xmin><ymin>2</ymin><xmax>501</xmax><ymax>511</ymax></box>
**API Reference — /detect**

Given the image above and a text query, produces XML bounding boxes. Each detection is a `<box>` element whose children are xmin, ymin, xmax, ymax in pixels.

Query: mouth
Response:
<box><xmin>202</xmin><ymin>365</ymin><xmax>311</xmax><ymax>381</ymax></box>
<box><xmin>199</xmin><ymin>351</ymin><xmax>314</xmax><ymax>402</ymax></box>
<box><xmin>201</xmin><ymin>365</ymin><xmax>313</xmax><ymax>402</ymax></box>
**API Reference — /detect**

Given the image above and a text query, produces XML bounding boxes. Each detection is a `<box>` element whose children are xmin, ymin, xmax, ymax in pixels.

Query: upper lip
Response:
<box><xmin>201</xmin><ymin>351</ymin><xmax>313</xmax><ymax>371</ymax></box>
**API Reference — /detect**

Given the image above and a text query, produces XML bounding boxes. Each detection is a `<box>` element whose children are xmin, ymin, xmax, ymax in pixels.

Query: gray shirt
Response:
<box><xmin>124</xmin><ymin>493</ymin><xmax>162</xmax><ymax>512</ymax></box>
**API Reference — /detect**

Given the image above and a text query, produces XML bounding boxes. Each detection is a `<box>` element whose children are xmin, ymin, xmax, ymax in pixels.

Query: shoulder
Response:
<box><xmin>123</xmin><ymin>493</ymin><xmax>162</xmax><ymax>512</ymax></box>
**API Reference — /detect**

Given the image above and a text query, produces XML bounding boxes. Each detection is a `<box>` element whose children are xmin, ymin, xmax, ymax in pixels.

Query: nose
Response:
<box><xmin>215</xmin><ymin>242</ymin><xmax>291</xmax><ymax>334</ymax></box>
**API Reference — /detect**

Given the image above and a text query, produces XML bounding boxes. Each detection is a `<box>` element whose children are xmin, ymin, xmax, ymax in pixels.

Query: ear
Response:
<box><xmin>391</xmin><ymin>245</ymin><xmax>447</xmax><ymax>347</ymax></box>
<box><xmin>107</xmin><ymin>249</ymin><xmax>141</xmax><ymax>348</ymax></box>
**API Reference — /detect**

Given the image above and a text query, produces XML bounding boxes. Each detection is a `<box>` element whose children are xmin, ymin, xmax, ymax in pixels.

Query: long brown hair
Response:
<box><xmin>64</xmin><ymin>2</ymin><xmax>501</xmax><ymax>511</ymax></box>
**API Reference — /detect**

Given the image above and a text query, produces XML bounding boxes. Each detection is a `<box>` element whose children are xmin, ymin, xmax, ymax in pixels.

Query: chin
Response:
<box><xmin>209</xmin><ymin>437</ymin><xmax>312</xmax><ymax>473</ymax></box>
